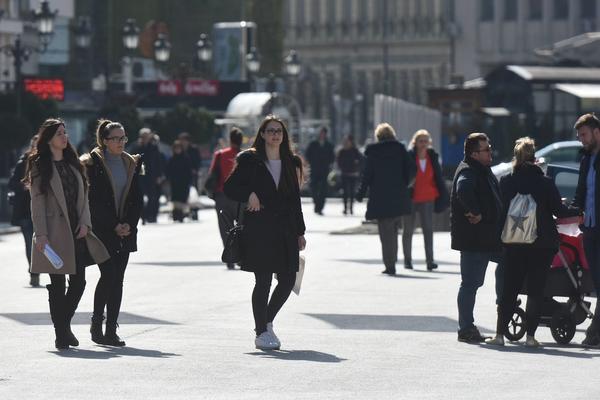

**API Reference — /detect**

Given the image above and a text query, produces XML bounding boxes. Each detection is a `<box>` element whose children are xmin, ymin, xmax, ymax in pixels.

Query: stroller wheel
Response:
<box><xmin>550</xmin><ymin>311</ymin><xmax>576</xmax><ymax>345</ymax></box>
<box><xmin>505</xmin><ymin>307</ymin><xmax>526</xmax><ymax>342</ymax></box>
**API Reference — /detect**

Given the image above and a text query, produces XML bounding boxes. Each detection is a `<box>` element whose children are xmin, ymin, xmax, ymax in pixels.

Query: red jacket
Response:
<box><xmin>209</xmin><ymin>147</ymin><xmax>240</xmax><ymax>193</ymax></box>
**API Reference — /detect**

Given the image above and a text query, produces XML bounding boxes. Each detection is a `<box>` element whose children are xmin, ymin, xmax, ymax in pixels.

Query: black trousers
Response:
<box><xmin>141</xmin><ymin>177</ymin><xmax>160</xmax><ymax>222</ymax></box>
<box><xmin>310</xmin><ymin>176</ymin><xmax>328</xmax><ymax>213</ymax></box>
<box><xmin>341</xmin><ymin>176</ymin><xmax>357</xmax><ymax>213</ymax></box>
<box><xmin>93</xmin><ymin>251</ymin><xmax>130</xmax><ymax>326</ymax></box>
<box><xmin>252</xmin><ymin>271</ymin><xmax>296</xmax><ymax>335</ymax></box>
<box><xmin>49</xmin><ymin>262</ymin><xmax>86</xmax><ymax>323</ymax></box>
<box><xmin>496</xmin><ymin>247</ymin><xmax>554</xmax><ymax>337</ymax></box>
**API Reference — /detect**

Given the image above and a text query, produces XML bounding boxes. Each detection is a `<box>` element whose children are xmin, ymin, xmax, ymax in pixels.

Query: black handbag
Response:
<box><xmin>221</xmin><ymin>203</ymin><xmax>244</xmax><ymax>264</ymax></box>
<box><xmin>204</xmin><ymin>152</ymin><xmax>221</xmax><ymax>199</ymax></box>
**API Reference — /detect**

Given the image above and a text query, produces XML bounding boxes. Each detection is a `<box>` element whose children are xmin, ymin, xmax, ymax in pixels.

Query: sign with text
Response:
<box><xmin>157</xmin><ymin>79</ymin><xmax>219</xmax><ymax>96</ymax></box>
<box><xmin>24</xmin><ymin>78</ymin><xmax>65</xmax><ymax>101</ymax></box>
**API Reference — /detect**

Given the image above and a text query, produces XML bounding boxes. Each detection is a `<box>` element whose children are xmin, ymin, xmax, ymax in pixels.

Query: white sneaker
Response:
<box><xmin>525</xmin><ymin>336</ymin><xmax>540</xmax><ymax>347</ymax></box>
<box><xmin>255</xmin><ymin>332</ymin><xmax>279</xmax><ymax>350</ymax></box>
<box><xmin>266</xmin><ymin>323</ymin><xmax>281</xmax><ymax>348</ymax></box>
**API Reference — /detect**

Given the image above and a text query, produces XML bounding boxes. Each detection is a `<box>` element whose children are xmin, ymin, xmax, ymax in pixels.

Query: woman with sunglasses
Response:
<box><xmin>224</xmin><ymin>115</ymin><xmax>306</xmax><ymax>350</ymax></box>
<box><xmin>82</xmin><ymin>119</ymin><xmax>143</xmax><ymax>346</ymax></box>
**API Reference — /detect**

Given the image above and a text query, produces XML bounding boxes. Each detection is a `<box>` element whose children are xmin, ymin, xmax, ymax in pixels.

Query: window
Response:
<box><xmin>553</xmin><ymin>0</ymin><xmax>569</xmax><ymax>20</ymax></box>
<box><xmin>581</xmin><ymin>0</ymin><xmax>597</xmax><ymax>18</ymax></box>
<box><xmin>528</xmin><ymin>0</ymin><xmax>543</xmax><ymax>20</ymax></box>
<box><xmin>480</xmin><ymin>0</ymin><xmax>495</xmax><ymax>21</ymax></box>
<box><xmin>504</xmin><ymin>0</ymin><xmax>518</xmax><ymax>20</ymax></box>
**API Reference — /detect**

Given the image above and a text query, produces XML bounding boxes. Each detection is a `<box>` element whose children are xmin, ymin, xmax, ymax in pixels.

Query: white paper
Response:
<box><xmin>293</xmin><ymin>255</ymin><xmax>305</xmax><ymax>296</ymax></box>
<box><xmin>44</xmin><ymin>244</ymin><xmax>64</xmax><ymax>270</ymax></box>
<box><xmin>557</xmin><ymin>223</ymin><xmax>581</xmax><ymax>237</ymax></box>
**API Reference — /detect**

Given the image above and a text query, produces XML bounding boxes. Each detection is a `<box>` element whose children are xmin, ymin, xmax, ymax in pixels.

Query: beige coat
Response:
<box><xmin>30</xmin><ymin>163</ymin><xmax>110</xmax><ymax>274</ymax></box>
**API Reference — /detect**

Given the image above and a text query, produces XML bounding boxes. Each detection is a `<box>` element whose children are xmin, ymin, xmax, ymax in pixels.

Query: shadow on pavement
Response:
<box><xmin>478</xmin><ymin>342</ymin><xmax>600</xmax><ymax>359</ymax></box>
<box><xmin>130</xmin><ymin>261</ymin><xmax>224</xmax><ymax>267</ymax></box>
<box><xmin>0</xmin><ymin>312</ymin><xmax>178</xmax><ymax>326</ymax></box>
<box><xmin>338</xmin><ymin>258</ymin><xmax>458</xmax><ymax>266</ymax></box>
<box><xmin>383</xmin><ymin>274</ymin><xmax>438</xmax><ymax>280</ymax></box>
<box><xmin>49</xmin><ymin>346</ymin><xmax>181</xmax><ymax>359</ymax></box>
<box><xmin>246</xmin><ymin>350</ymin><xmax>346</xmax><ymax>363</ymax></box>
<box><xmin>305</xmin><ymin>313</ymin><xmax>459</xmax><ymax>332</ymax></box>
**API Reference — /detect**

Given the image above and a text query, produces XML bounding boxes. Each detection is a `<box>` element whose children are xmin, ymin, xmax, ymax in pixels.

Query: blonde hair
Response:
<box><xmin>410</xmin><ymin>129</ymin><xmax>431</xmax><ymax>149</ymax></box>
<box><xmin>512</xmin><ymin>137</ymin><xmax>536</xmax><ymax>169</ymax></box>
<box><xmin>374</xmin><ymin>123</ymin><xmax>396</xmax><ymax>142</ymax></box>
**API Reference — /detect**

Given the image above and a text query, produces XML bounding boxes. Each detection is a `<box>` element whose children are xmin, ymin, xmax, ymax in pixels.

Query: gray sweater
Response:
<box><xmin>104</xmin><ymin>151</ymin><xmax>128</xmax><ymax>212</ymax></box>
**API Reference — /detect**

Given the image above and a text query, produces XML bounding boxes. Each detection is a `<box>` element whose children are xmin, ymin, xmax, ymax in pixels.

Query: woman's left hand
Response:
<box><xmin>298</xmin><ymin>235</ymin><xmax>306</xmax><ymax>251</ymax></box>
<box><xmin>76</xmin><ymin>224</ymin><xmax>89</xmax><ymax>239</ymax></box>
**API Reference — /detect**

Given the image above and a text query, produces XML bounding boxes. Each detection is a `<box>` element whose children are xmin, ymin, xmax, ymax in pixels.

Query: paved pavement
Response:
<box><xmin>0</xmin><ymin>198</ymin><xmax>598</xmax><ymax>399</ymax></box>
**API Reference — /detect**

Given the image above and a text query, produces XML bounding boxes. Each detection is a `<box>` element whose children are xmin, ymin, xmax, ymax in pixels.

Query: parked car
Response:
<box><xmin>492</xmin><ymin>140</ymin><xmax>582</xmax><ymax>179</ymax></box>
<box><xmin>546</xmin><ymin>164</ymin><xmax>580</xmax><ymax>203</ymax></box>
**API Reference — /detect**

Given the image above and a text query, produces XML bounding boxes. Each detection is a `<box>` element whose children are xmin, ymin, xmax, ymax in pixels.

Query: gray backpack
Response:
<box><xmin>501</xmin><ymin>193</ymin><xmax>538</xmax><ymax>244</ymax></box>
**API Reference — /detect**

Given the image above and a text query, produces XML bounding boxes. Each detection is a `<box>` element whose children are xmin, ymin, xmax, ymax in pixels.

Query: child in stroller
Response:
<box><xmin>505</xmin><ymin>218</ymin><xmax>595</xmax><ymax>344</ymax></box>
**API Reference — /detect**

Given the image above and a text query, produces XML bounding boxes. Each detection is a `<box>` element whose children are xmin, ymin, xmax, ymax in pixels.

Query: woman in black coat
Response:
<box><xmin>83</xmin><ymin>120</ymin><xmax>143</xmax><ymax>346</ymax></box>
<box><xmin>486</xmin><ymin>137</ymin><xmax>581</xmax><ymax>347</ymax></box>
<box><xmin>356</xmin><ymin>123</ymin><xmax>415</xmax><ymax>275</ymax></box>
<box><xmin>224</xmin><ymin>115</ymin><xmax>306</xmax><ymax>351</ymax></box>
<box><xmin>166</xmin><ymin>140</ymin><xmax>193</xmax><ymax>222</ymax></box>
<box><xmin>336</xmin><ymin>135</ymin><xmax>362</xmax><ymax>215</ymax></box>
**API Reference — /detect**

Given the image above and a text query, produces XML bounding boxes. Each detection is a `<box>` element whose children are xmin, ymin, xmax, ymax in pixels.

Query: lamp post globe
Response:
<box><xmin>284</xmin><ymin>50</ymin><xmax>301</xmax><ymax>76</ymax></box>
<box><xmin>122</xmin><ymin>18</ymin><xmax>140</xmax><ymax>50</ymax></box>
<box><xmin>246</xmin><ymin>47</ymin><xmax>260</xmax><ymax>73</ymax></box>
<box><xmin>196</xmin><ymin>33</ymin><xmax>212</xmax><ymax>62</ymax></box>
<box><xmin>74</xmin><ymin>17</ymin><xmax>92</xmax><ymax>49</ymax></box>
<box><xmin>33</xmin><ymin>0</ymin><xmax>57</xmax><ymax>36</ymax></box>
<box><xmin>154</xmin><ymin>33</ymin><xmax>171</xmax><ymax>63</ymax></box>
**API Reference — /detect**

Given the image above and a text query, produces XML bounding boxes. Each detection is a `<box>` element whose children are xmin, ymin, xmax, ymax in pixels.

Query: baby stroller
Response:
<box><xmin>506</xmin><ymin>218</ymin><xmax>595</xmax><ymax>344</ymax></box>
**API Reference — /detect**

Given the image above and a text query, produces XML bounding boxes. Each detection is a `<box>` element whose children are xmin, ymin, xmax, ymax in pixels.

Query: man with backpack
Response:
<box><xmin>451</xmin><ymin>133</ymin><xmax>503</xmax><ymax>343</ymax></box>
<box><xmin>573</xmin><ymin>113</ymin><xmax>600</xmax><ymax>347</ymax></box>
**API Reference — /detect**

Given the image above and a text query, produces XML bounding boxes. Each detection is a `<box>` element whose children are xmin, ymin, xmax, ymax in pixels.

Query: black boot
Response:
<box><xmin>46</xmin><ymin>284</ymin><xmax>69</xmax><ymax>350</ymax></box>
<box><xmin>90</xmin><ymin>315</ymin><xmax>105</xmax><ymax>344</ymax></box>
<box><xmin>64</xmin><ymin>280</ymin><xmax>86</xmax><ymax>347</ymax></box>
<box><xmin>104</xmin><ymin>323</ymin><xmax>126</xmax><ymax>346</ymax></box>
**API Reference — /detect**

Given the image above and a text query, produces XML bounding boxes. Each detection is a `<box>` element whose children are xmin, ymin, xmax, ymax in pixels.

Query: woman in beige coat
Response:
<box><xmin>24</xmin><ymin>118</ymin><xmax>109</xmax><ymax>350</ymax></box>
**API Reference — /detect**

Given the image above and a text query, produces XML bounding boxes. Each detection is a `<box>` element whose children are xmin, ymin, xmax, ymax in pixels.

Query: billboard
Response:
<box><xmin>213</xmin><ymin>21</ymin><xmax>256</xmax><ymax>82</ymax></box>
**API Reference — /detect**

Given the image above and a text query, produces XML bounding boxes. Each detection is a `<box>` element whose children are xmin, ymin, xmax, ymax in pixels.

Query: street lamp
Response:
<box><xmin>246</xmin><ymin>47</ymin><xmax>260</xmax><ymax>74</ymax></box>
<box><xmin>1</xmin><ymin>1</ymin><xmax>57</xmax><ymax>117</ymax></box>
<box><xmin>122</xmin><ymin>18</ymin><xmax>140</xmax><ymax>51</ymax></box>
<box><xmin>73</xmin><ymin>17</ymin><xmax>92</xmax><ymax>49</ymax></box>
<box><xmin>154</xmin><ymin>33</ymin><xmax>171</xmax><ymax>63</ymax></box>
<box><xmin>196</xmin><ymin>33</ymin><xmax>212</xmax><ymax>62</ymax></box>
<box><xmin>284</xmin><ymin>50</ymin><xmax>301</xmax><ymax>77</ymax></box>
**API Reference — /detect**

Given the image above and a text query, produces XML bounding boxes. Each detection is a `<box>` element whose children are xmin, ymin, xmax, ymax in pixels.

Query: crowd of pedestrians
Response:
<box><xmin>6</xmin><ymin>109</ymin><xmax>600</xmax><ymax>351</ymax></box>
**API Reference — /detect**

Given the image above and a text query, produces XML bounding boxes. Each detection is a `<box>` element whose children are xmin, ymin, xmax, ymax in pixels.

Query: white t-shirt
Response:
<box><xmin>419</xmin><ymin>158</ymin><xmax>427</xmax><ymax>172</ymax></box>
<box><xmin>266</xmin><ymin>159</ymin><xmax>282</xmax><ymax>188</ymax></box>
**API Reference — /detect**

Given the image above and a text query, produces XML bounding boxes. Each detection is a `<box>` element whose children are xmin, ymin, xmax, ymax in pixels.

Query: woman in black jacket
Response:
<box><xmin>486</xmin><ymin>137</ymin><xmax>581</xmax><ymax>347</ymax></box>
<box><xmin>356</xmin><ymin>123</ymin><xmax>415</xmax><ymax>275</ymax></box>
<box><xmin>82</xmin><ymin>120</ymin><xmax>143</xmax><ymax>346</ymax></box>
<box><xmin>224</xmin><ymin>115</ymin><xmax>306</xmax><ymax>351</ymax></box>
<box><xmin>166</xmin><ymin>140</ymin><xmax>193</xmax><ymax>222</ymax></box>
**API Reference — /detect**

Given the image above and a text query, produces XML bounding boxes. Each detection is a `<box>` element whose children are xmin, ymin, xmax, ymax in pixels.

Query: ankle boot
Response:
<box><xmin>104</xmin><ymin>323</ymin><xmax>126</xmax><ymax>346</ymax></box>
<box><xmin>46</xmin><ymin>284</ymin><xmax>69</xmax><ymax>350</ymax></box>
<box><xmin>90</xmin><ymin>315</ymin><xmax>105</xmax><ymax>344</ymax></box>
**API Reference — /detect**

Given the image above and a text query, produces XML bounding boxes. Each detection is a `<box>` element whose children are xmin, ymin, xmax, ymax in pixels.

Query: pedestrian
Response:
<box><xmin>224</xmin><ymin>115</ymin><xmax>306</xmax><ymax>350</ymax></box>
<box><xmin>8</xmin><ymin>135</ymin><xmax>39</xmax><ymax>287</ymax></box>
<box><xmin>356</xmin><ymin>123</ymin><xmax>415</xmax><ymax>275</ymax></box>
<box><xmin>402</xmin><ymin>129</ymin><xmax>449</xmax><ymax>271</ymax></box>
<box><xmin>23</xmin><ymin>118</ymin><xmax>109</xmax><ymax>350</ymax></box>
<box><xmin>451</xmin><ymin>132</ymin><xmax>502</xmax><ymax>343</ymax></box>
<box><xmin>208</xmin><ymin>126</ymin><xmax>243</xmax><ymax>269</ymax></box>
<box><xmin>336</xmin><ymin>135</ymin><xmax>362</xmax><ymax>215</ymax></box>
<box><xmin>486</xmin><ymin>137</ymin><xmax>581</xmax><ymax>347</ymax></box>
<box><xmin>305</xmin><ymin>127</ymin><xmax>335</xmax><ymax>215</ymax></box>
<box><xmin>130</xmin><ymin>128</ymin><xmax>163</xmax><ymax>223</ymax></box>
<box><xmin>178</xmin><ymin>132</ymin><xmax>202</xmax><ymax>220</ymax></box>
<box><xmin>82</xmin><ymin>120</ymin><xmax>143</xmax><ymax>346</ymax></box>
<box><xmin>166</xmin><ymin>140</ymin><xmax>193</xmax><ymax>222</ymax></box>
<box><xmin>572</xmin><ymin>113</ymin><xmax>600</xmax><ymax>347</ymax></box>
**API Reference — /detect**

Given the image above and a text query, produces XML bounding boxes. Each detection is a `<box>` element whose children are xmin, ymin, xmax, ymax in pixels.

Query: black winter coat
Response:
<box><xmin>355</xmin><ymin>140</ymin><xmax>415</xmax><ymax>220</ymax></box>
<box><xmin>83</xmin><ymin>148</ymin><xmax>143</xmax><ymax>255</ymax></box>
<box><xmin>167</xmin><ymin>153</ymin><xmax>193</xmax><ymax>203</ymax></box>
<box><xmin>573</xmin><ymin>150</ymin><xmax>600</xmax><ymax>228</ymax></box>
<box><xmin>7</xmin><ymin>153</ymin><xmax>31</xmax><ymax>226</ymax></box>
<box><xmin>450</xmin><ymin>158</ymin><xmax>503</xmax><ymax>252</ymax></box>
<box><xmin>224</xmin><ymin>150</ymin><xmax>306</xmax><ymax>273</ymax></box>
<box><xmin>337</xmin><ymin>147</ymin><xmax>362</xmax><ymax>176</ymax></box>
<box><xmin>500</xmin><ymin>163</ymin><xmax>581</xmax><ymax>251</ymax></box>
<box><xmin>407</xmin><ymin>148</ymin><xmax>449</xmax><ymax>212</ymax></box>
<box><xmin>306</xmin><ymin>140</ymin><xmax>335</xmax><ymax>178</ymax></box>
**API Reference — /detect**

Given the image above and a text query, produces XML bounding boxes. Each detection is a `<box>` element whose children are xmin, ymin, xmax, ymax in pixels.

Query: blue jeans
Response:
<box><xmin>458</xmin><ymin>251</ymin><xmax>492</xmax><ymax>331</ymax></box>
<box><xmin>582</xmin><ymin>227</ymin><xmax>600</xmax><ymax>328</ymax></box>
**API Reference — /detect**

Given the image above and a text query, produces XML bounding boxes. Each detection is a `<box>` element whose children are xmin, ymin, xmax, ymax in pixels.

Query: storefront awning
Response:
<box><xmin>555</xmin><ymin>83</ymin><xmax>600</xmax><ymax>99</ymax></box>
<box><xmin>225</xmin><ymin>92</ymin><xmax>272</xmax><ymax>117</ymax></box>
<box><xmin>480</xmin><ymin>107</ymin><xmax>511</xmax><ymax>117</ymax></box>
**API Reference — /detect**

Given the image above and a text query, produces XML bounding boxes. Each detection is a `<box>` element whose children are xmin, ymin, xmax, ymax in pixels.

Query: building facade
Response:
<box><xmin>283</xmin><ymin>0</ymin><xmax>454</xmax><ymax>144</ymax></box>
<box><xmin>454</xmin><ymin>0</ymin><xmax>600</xmax><ymax>80</ymax></box>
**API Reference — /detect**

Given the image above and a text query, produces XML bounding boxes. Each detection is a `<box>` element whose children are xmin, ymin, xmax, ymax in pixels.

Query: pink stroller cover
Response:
<box><xmin>552</xmin><ymin>218</ymin><xmax>589</xmax><ymax>269</ymax></box>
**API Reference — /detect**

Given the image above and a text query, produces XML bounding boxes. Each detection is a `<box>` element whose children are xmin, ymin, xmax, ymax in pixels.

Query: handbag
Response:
<box><xmin>204</xmin><ymin>152</ymin><xmax>221</xmax><ymax>199</ymax></box>
<box><xmin>221</xmin><ymin>202</ymin><xmax>244</xmax><ymax>264</ymax></box>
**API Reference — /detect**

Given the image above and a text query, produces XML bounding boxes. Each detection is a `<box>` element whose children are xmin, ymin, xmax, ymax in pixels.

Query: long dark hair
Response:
<box><xmin>250</xmin><ymin>115</ymin><xmax>303</xmax><ymax>194</ymax></box>
<box><xmin>23</xmin><ymin>118</ymin><xmax>87</xmax><ymax>194</ymax></box>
